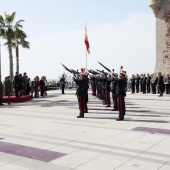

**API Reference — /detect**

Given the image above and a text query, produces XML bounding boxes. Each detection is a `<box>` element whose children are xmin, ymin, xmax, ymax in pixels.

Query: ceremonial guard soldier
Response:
<box><xmin>130</xmin><ymin>74</ymin><xmax>135</xmax><ymax>93</ymax></box>
<box><xmin>135</xmin><ymin>74</ymin><xmax>140</xmax><ymax>93</ymax></box>
<box><xmin>84</xmin><ymin>73</ymin><xmax>89</xmax><ymax>112</ymax></box>
<box><xmin>60</xmin><ymin>74</ymin><xmax>65</xmax><ymax>94</ymax></box>
<box><xmin>90</xmin><ymin>75</ymin><xmax>95</xmax><ymax>96</ymax></box>
<box><xmin>111</xmin><ymin>73</ymin><xmax>118</xmax><ymax>111</ymax></box>
<box><xmin>142</xmin><ymin>74</ymin><xmax>147</xmax><ymax>94</ymax></box>
<box><xmin>146</xmin><ymin>73</ymin><xmax>151</xmax><ymax>93</ymax></box>
<box><xmin>73</xmin><ymin>72</ymin><xmax>88</xmax><ymax>118</ymax></box>
<box><xmin>0</xmin><ymin>80</ymin><xmax>3</xmax><ymax>106</ymax></box>
<box><xmin>157</xmin><ymin>72</ymin><xmax>164</xmax><ymax>97</ymax></box>
<box><xmin>105</xmin><ymin>74</ymin><xmax>111</xmax><ymax>107</ymax></box>
<box><xmin>112</xmin><ymin>71</ymin><xmax>127</xmax><ymax>121</ymax></box>
<box><xmin>140</xmin><ymin>74</ymin><xmax>143</xmax><ymax>92</ymax></box>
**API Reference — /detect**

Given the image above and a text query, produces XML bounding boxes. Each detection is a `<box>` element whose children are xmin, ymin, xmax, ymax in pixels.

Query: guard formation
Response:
<box><xmin>89</xmin><ymin>69</ymin><xmax>127</xmax><ymax>121</ymax></box>
<box><xmin>61</xmin><ymin>63</ymin><xmax>127</xmax><ymax>121</ymax></box>
<box><xmin>129</xmin><ymin>72</ymin><xmax>168</xmax><ymax>96</ymax></box>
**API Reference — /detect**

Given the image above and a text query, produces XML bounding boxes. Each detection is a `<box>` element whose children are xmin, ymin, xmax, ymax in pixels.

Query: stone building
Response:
<box><xmin>149</xmin><ymin>0</ymin><xmax>170</xmax><ymax>74</ymax></box>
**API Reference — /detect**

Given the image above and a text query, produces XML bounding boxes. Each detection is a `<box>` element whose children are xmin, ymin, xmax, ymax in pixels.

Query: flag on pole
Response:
<box><xmin>84</xmin><ymin>26</ymin><xmax>90</xmax><ymax>54</ymax></box>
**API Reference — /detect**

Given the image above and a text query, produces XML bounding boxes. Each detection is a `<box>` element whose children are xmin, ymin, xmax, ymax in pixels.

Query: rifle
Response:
<box><xmin>70</xmin><ymin>69</ymin><xmax>80</xmax><ymax>75</ymax></box>
<box><xmin>61</xmin><ymin>63</ymin><xmax>73</xmax><ymax>74</ymax></box>
<box><xmin>97</xmin><ymin>61</ymin><xmax>111</xmax><ymax>72</ymax></box>
<box><xmin>88</xmin><ymin>69</ymin><xmax>98</xmax><ymax>75</ymax></box>
<box><xmin>96</xmin><ymin>69</ymin><xmax>108</xmax><ymax>75</ymax></box>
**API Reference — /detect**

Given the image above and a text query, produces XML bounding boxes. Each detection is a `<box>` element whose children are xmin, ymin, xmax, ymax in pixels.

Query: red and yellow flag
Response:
<box><xmin>84</xmin><ymin>26</ymin><xmax>90</xmax><ymax>54</ymax></box>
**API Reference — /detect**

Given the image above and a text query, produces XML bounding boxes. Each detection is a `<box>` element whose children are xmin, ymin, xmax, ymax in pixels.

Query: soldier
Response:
<box><xmin>0</xmin><ymin>80</ymin><xmax>3</xmax><ymax>106</ymax></box>
<box><xmin>140</xmin><ymin>74</ymin><xmax>143</xmax><ymax>92</ymax></box>
<box><xmin>111</xmin><ymin>73</ymin><xmax>118</xmax><ymax>111</ymax></box>
<box><xmin>73</xmin><ymin>72</ymin><xmax>87</xmax><ymax>118</ymax></box>
<box><xmin>135</xmin><ymin>74</ymin><xmax>140</xmax><ymax>93</ymax></box>
<box><xmin>130</xmin><ymin>74</ymin><xmax>135</xmax><ymax>93</ymax></box>
<box><xmin>146</xmin><ymin>73</ymin><xmax>151</xmax><ymax>93</ymax></box>
<box><xmin>157</xmin><ymin>72</ymin><xmax>164</xmax><ymax>97</ymax></box>
<box><xmin>111</xmin><ymin>71</ymin><xmax>127</xmax><ymax>121</ymax></box>
<box><xmin>60</xmin><ymin>74</ymin><xmax>65</xmax><ymax>94</ymax></box>
<box><xmin>83</xmin><ymin>73</ymin><xmax>89</xmax><ymax>113</ymax></box>
<box><xmin>105</xmin><ymin>74</ymin><xmax>111</xmax><ymax>107</ymax></box>
<box><xmin>142</xmin><ymin>74</ymin><xmax>147</xmax><ymax>94</ymax></box>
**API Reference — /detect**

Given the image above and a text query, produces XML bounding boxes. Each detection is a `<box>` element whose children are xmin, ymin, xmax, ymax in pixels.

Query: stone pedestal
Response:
<box><xmin>149</xmin><ymin>0</ymin><xmax>170</xmax><ymax>74</ymax></box>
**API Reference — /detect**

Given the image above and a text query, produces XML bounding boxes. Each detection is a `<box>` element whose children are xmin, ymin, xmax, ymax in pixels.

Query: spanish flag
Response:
<box><xmin>84</xmin><ymin>26</ymin><xmax>90</xmax><ymax>54</ymax></box>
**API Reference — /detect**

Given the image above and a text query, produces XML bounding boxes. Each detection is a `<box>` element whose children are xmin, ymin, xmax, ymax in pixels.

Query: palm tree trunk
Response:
<box><xmin>16</xmin><ymin>45</ymin><xmax>19</xmax><ymax>73</ymax></box>
<box><xmin>8</xmin><ymin>38</ymin><xmax>14</xmax><ymax>83</ymax></box>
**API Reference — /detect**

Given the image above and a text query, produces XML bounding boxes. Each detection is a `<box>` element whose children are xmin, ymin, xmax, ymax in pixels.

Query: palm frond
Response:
<box><xmin>0</xmin><ymin>15</ymin><xmax>4</xmax><ymax>25</ymax></box>
<box><xmin>21</xmin><ymin>39</ymin><xmax>30</xmax><ymax>49</ymax></box>
<box><xmin>15</xmin><ymin>28</ymin><xmax>27</xmax><ymax>39</ymax></box>
<box><xmin>5</xmin><ymin>12</ymin><xmax>16</xmax><ymax>24</ymax></box>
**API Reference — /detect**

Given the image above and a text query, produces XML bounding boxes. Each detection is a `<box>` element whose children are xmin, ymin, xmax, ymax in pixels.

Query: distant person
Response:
<box><xmin>0</xmin><ymin>80</ymin><xmax>3</xmax><ymax>106</ymax></box>
<box><xmin>14</xmin><ymin>72</ymin><xmax>19</xmax><ymax>97</ymax></box>
<box><xmin>60</xmin><ymin>74</ymin><xmax>65</xmax><ymax>94</ymax></box>
<box><xmin>157</xmin><ymin>72</ymin><xmax>164</xmax><ymax>97</ymax></box>
<box><xmin>40</xmin><ymin>76</ymin><xmax>45</xmax><ymax>97</ymax></box>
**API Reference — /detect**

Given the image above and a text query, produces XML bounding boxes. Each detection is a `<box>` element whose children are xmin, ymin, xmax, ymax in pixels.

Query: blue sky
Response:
<box><xmin>0</xmin><ymin>0</ymin><xmax>155</xmax><ymax>80</ymax></box>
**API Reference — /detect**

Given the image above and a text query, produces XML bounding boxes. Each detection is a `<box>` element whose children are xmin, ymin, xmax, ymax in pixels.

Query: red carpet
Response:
<box><xmin>2</xmin><ymin>95</ymin><xmax>32</xmax><ymax>103</ymax></box>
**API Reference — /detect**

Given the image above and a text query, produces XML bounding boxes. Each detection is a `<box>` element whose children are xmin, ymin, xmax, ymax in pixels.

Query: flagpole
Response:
<box><xmin>86</xmin><ymin>49</ymin><xmax>87</xmax><ymax>71</ymax></box>
<box><xmin>85</xmin><ymin>23</ymin><xmax>87</xmax><ymax>72</ymax></box>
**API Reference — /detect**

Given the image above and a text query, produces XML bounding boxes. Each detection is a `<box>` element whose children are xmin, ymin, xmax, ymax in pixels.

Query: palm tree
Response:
<box><xmin>0</xmin><ymin>12</ymin><xmax>16</xmax><ymax>82</ymax></box>
<box><xmin>0</xmin><ymin>12</ymin><xmax>27</xmax><ymax>82</ymax></box>
<box><xmin>12</xmin><ymin>28</ymin><xmax>30</xmax><ymax>73</ymax></box>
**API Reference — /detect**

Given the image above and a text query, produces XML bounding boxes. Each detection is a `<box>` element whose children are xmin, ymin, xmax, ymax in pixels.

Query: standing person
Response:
<box><xmin>142</xmin><ymin>74</ymin><xmax>147</xmax><ymax>94</ymax></box>
<box><xmin>14</xmin><ymin>72</ymin><xmax>19</xmax><ymax>97</ymax></box>
<box><xmin>73</xmin><ymin>73</ymin><xmax>86</xmax><ymax>118</ymax></box>
<box><xmin>30</xmin><ymin>81</ymin><xmax>34</xmax><ymax>97</ymax></box>
<box><xmin>40</xmin><ymin>76</ymin><xmax>45</xmax><ymax>97</ymax></box>
<box><xmin>18</xmin><ymin>74</ymin><xmax>23</xmax><ymax>96</ymax></box>
<box><xmin>164</xmin><ymin>74</ymin><xmax>170</xmax><ymax>94</ymax></box>
<box><xmin>105</xmin><ymin>74</ymin><xmax>111</xmax><ymax>107</ymax></box>
<box><xmin>26</xmin><ymin>78</ymin><xmax>31</xmax><ymax>95</ymax></box>
<box><xmin>130</xmin><ymin>74</ymin><xmax>135</xmax><ymax>93</ymax></box>
<box><xmin>135</xmin><ymin>74</ymin><xmax>140</xmax><ymax>93</ymax></box>
<box><xmin>22</xmin><ymin>72</ymin><xmax>28</xmax><ymax>96</ymax></box>
<box><xmin>44</xmin><ymin>76</ymin><xmax>48</xmax><ymax>96</ymax></box>
<box><xmin>34</xmin><ymin>77</ymin><xmax>38</xmax><ymax>98</ymax></box>
<box><xmin>157</xmin><ymin>72</ymin><xmax>164</xmax><ymax>97</ymax></box>
<box><xmin>36</xmin><ymin>76</ymin><xmax>40</xmax><ymax>97</ymax></box>
<box><xmin>146</xmin><ymin>73</ymin><xmax>151</xmax><ymax>93</ymax></box>
<box><xmin>60</xmin><ymin>74</ymin><xmax>65</xmax><ymax>94</ymax></box>
<box><xmin>5</xmin><ymin>76</ymin><xmax>12</xmax><ymax>105</ymax></box>
<box><xmin>83</xmin><ymin>73</ymin><xmax>89</xmax><ymax>113</ymax></box>
<box><xmin>111</xmin><ymin>72</ymin><xmax>127</xmax><ymax>121</ymax></box>
<box><xmin>0</xmin><ymin>80</ymin><xmax>3</xmax><ymax>106</ymax></box>
<box><xmin>140</xmin><ymin>74</ymin><xmax>143</xmax><ymax>92</ymax></box>
<box><xmin>111</xmin><ymin>73</ymin><xmax>118</xmax><ymax>111</ymax></box>
<box><xmin>151</xmin><ymin>74</ymin><xmax>158</xmax><ymax>94</ymax></box>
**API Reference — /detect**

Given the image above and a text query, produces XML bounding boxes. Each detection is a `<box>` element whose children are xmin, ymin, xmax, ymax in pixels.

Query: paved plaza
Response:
<box><xmin>0</xmin><ymin>90</ymin><xmax>170</xmax><ymax>170</ymax></box>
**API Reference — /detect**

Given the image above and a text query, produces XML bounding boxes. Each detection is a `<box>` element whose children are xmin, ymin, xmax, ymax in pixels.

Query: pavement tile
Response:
<box><xmin>0</xmin><ymin>90</ymin><xmax>170</xmax><ymax>170</ymax></box>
